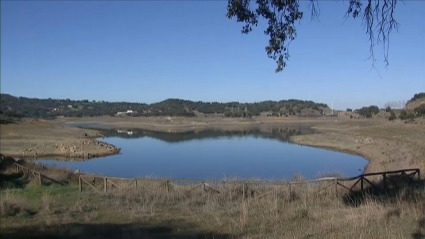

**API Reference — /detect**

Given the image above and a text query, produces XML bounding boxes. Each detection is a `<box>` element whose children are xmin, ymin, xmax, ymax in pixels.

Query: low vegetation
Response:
<box><xmin>1</xmin><ymin>159</ymin><xmax>425</xmax><ymax>239</ymax></box>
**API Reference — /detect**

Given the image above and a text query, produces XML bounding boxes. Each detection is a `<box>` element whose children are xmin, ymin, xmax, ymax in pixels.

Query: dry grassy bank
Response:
<box><xmin>291</xmin><ymin>118</ymin><xmax>425</xmax><ymax>174</ymax></box>
<box><xmin>1</xmin><ymin>161</ymin><xmax>425</xmax><ymax>239</ymax></box>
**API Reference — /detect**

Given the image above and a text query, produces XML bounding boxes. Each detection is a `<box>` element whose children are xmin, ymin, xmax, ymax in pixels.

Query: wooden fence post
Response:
<box><xmin>79</xmin><ymin>176</ymin><xmax>82</xmax><ymax>192</ymax></box>
<box><xmin>383</xmin><ymin>173</ymin><xmax>387</xmax><ymax>191</ymax></box>
<box><xmin>242</xmin><ymin>182</ymin><xmax>246</xmax><ymax>199</ymax></box>
<box><xmin>104</xmin><ymin>177</ymin><xmax>107</xmax><ymax>193</ymax></box>
<box><xmin>38</xmin><ymin>173</ymin><xmax>42</xmax><ymax>186</ymax></box>
<box><xmin>135</xmin><ymin>179</ymin><xmax>138</xmax><ymax>190</ymax></box>
<box><xmin>360</xmin><ymin>175</ymin><xmax>364</xmax><ymax>191</ymax></box>
<box><xmin>334</xmin><ymin>178</ymin><xmax>338</xmax><ymax>198</ymax></box>
<box><xmin>418</xmin><ymin>169</ymin><xmax>421</xmax><ymax>181</ymax></box>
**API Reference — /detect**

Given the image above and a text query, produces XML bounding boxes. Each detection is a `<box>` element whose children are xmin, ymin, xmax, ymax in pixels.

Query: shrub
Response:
<box><xmin>414</xmin><ymin>104</ymin><xmax>425</xmax><ymax>117</ymax></box>
<box><xmin>399</xmin><ymin>110</ymin><xmax>407</xmax><ymax>120</ymax></box>
<box><xmin>388</xmin><ymin>111</ymin><xmax>396</xmax><ymax>121</ymax></box>
<box><xmin>385</xmin><ymin>106</ymin><xmax>392</xmax><ymax>112</ymax></box>
<box><xmin>411</xmin><ymin>93</ymin><xmax>425</xmax><ymax>101</ymax></box>
<box><xmin>407</xmin><ymin>112</ymin><xmax>415</xmax><ymax>120</ymax></box>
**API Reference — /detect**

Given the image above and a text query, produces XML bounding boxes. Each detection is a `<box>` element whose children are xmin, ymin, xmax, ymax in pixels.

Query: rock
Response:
<box><xmin>74</xmin><ymin>169</ymin><xmax>80</xmax><ymax>173</ymax></box>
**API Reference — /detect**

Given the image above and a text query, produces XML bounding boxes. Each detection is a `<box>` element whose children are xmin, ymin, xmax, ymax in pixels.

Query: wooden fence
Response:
<box><xmin>14</xmin><ymin>163</ymin><xmax>65</xmax><ymax>186</ymax></box>
<box><xmin>14</xmin><ymin>163</ymin><xmax>42</xmax><ymax>185</ymax></box>
<box><xmin>78</xmin><ymin>168</ymin><xmax>421</xmax><ymax>198</ymax></box>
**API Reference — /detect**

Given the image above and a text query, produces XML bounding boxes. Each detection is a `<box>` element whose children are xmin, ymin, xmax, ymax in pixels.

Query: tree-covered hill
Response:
<box><xmin>0</xmin><ymin>94</ymin><xmax>329</xmax><ymax>119</ymax></box>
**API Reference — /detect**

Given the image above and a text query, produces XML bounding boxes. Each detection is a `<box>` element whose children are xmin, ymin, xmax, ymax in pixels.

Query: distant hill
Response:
<box><xmin>405</xmin><ymin>93</ymin><xmax>425</xmax><ymax>110</ymax></box>
<box><xmin>0</xmin><ymin>93</ymin><xmax>329</xmax><ymax>119</ymax></box>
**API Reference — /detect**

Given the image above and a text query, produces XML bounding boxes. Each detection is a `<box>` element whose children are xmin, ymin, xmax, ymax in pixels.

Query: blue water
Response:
<box><xmin>36</xmin><ymin>128</ymin><xmax>368</xmax><ymax>180</ymax></box>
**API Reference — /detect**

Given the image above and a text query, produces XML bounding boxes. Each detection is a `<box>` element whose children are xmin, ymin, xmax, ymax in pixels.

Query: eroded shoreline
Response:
<box><xmin>2</xmin><ymin>116</ymin><xmax>424</xmax><ymax>175</ymax></box>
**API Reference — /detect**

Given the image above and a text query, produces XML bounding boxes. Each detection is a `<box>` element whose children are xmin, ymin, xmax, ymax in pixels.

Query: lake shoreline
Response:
<box><xmin>2</xmin><ymin>116</ymin><xmax>425</xmax><ymax>176</ymax></box>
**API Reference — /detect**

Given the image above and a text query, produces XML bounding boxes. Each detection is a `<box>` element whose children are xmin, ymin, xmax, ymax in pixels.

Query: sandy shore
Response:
<box><xmin>2</xmin><ymin>116</ymin><xmax>424</xmax><ymax>174</ymax></box>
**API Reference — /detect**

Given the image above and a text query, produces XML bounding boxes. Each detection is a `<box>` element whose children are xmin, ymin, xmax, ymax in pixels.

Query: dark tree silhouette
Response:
<box><xmin>226</xmin><ymin>0</ymin><xmax>399</xmax><ymax>72</ymax></box>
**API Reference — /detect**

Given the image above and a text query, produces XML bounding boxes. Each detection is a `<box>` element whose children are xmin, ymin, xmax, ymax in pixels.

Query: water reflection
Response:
<box><xmin>95</xmin><ymin>126</ymin><xmax>314</xmax><ymax>143</ymax></box>
<box><xmin>37</xmin><ymin>126</ymin><xmax>368</xmax><ymax>180</ymax></box>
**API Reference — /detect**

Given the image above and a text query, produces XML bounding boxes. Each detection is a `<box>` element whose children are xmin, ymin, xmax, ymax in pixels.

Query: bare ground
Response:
<box><xmin>0</xmin><ymin>119</ymin><xmax>120</xmax><ymax>160</ymax></box>
<box><xmin>291</xmin><ymin>118</ymin><xmax>425</xmax><ymax>174</ymax></box>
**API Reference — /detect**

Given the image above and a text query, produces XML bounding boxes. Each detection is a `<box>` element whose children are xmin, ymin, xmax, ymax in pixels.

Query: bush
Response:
<box><xmin>414</xmin><ymin>104</ymin><xmax>425</xmax><ymax>117</ymax></box>
<box><xmin>411</xmin><ymin>93</ymin><xmax>425</xmax><ymax>101</ymax></box>
<box><xmin>399</xmin><ymin>110</ymin><xmax>407</xmax><ymax>120</ymax></box>
<box><xmin>388</xmin><ymin>111</ymin><xmax>396</xmax><ymax>121</ymax></box>
<box><xmin>385</xmin><ymin>106</ymin><xmax>392</xmax><ymax>112</ymax></box>
<box><xmin>407</xmin><ymin>112</ymin><xmax>415</xmax><ymax>120</ymax></box>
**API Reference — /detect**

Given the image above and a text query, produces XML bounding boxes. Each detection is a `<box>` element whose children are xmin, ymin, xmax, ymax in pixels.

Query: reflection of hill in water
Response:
<box><xmin>92</xmin><ymin>126</ymin><xmax>314</xmax><ymax>143</ymax></box>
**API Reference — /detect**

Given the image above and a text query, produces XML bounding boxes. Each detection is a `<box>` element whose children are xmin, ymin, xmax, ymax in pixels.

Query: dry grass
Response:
<box><xmin>0</xmin><ymin>191</ymin><xmax>33</xmax><ymax>217</ymax></box>
<box><xmin>2</xmin><ymin>159</ymin><xmax>425</xmax><ymax>238</ymax></box>
<box><xmin>1</xmin><ymin>175</ymin><xmax>424</xmax><ymax>238</ymax></box>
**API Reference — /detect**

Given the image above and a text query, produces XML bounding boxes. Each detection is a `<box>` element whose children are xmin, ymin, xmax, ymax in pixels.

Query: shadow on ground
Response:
<box><xmin>0</xmin><ymin>155</ymin><xmax>31</xmax><ymax>188</ymax></box>
<box><xmin>0</xmin><ymin>221</ymin><xmax>238</xmax><ymax>239</ymax></box>
<box><xmin>343</xmin><ymin>174</ymin><xmax>424</xmax><ymax>207</ymax></box>
<box><xmin>0</xmin><ymin>171</ymin><xmax>30</xmax><ymax>188</ymax></box>
<box><xmin>342</xmin><ymin>173</ymin><xmax>425</xmax><ymax>239</ymax></box>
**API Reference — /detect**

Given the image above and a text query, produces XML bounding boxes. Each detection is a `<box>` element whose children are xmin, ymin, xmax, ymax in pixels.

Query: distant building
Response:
<box><xmin>116</xmin><ymin>110</ymin><xmax>137</xmax><ymax>115</ymax></box>
<box><xmin>337</xmin><ymin>111</ymin><xmax>353</xmax><ymax>116</ymax></box>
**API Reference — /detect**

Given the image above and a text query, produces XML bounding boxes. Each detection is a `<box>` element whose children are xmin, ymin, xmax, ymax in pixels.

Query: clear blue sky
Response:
<box><xmin>1</xmin><ymin>1</ymin><xmax>424</xmax><ymax>110</ymax></box>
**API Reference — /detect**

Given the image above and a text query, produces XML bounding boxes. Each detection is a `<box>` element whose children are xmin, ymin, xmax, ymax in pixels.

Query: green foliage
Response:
<box><xmin>399</xmin><ymin>110</ymin><xmax>407</xmax><ymax>120</ymax></box>
<box><xmin>414</xmin><ymin>104</ymin><xmax>425</xmax><ymax>117</ymax></box>
<box><xmin>356</xmin><ymin>105</ymin><xmax>379</xmax><ymax>118</ymax></box>
<box><xmin>388</xmin><ymin>111</ymin><xmax>396</xmax><ymax>121</ymax></box>
<box><xmin>226</xmin><ymin>0</ymin><xmax>399</xmax><ymax>72</ymax></box>
<box><xmin>347</xmin><ymin>108</ymin><xmax>352</xmax><ymax>112</ymax></box>
<box><xmin>385</xmin><ymin>106</ymin><xmax>392</xmax><ymax>112</ymax></box>
<box><xmin>406</xmin><ymin>112</ymin><xmax>415</xmax><ymax>120</ymax></box>
<box><xmin>1</xmin><ymin>94</ymin><xmax>328</xmax><ymax>119</ymax></box>
<box><xmin>410</xmin><ymin>93</ymin><xmax>425</xmax><ymax>101</ymax></box>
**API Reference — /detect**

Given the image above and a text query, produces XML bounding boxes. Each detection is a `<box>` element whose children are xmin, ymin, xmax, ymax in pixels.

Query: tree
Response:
<box><xmin>385</xmin><ymin>106</ymin><xmax>392</xmax><ymax>112</ymax></box>
<box><xmin>227</xmin><ymin>0</ymin><xmax>399</xmax><ymax>72</ymax></box>
<box><xmin>369</xmin><ymin>105</ymin><xmax>380</xmax><ymax>115</ymax></box>
<box><xmin>347</xmin><ymin>108</ymin><xmax>352</xmax><ymax>112</ymax></box>
<box><xmin>357</xmin><ymin>105</ymin><xmax>379</xmax><ymax>117</ymax></box>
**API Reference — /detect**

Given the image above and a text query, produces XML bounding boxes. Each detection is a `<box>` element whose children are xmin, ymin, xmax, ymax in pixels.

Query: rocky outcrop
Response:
<box><xmin>17</xmin><ymin>140</ymin><xmax>120</xmax><ymax>159</ymax></box>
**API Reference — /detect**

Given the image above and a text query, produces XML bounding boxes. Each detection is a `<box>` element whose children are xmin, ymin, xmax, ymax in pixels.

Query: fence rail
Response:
<box><xmin>14</xmin><ymin>163</ymin><xmax>65</xmax><ymax>186</ymax></box>
<box><xmin>78</xmin><ymin>168</ymin><xmax>421</xmax><ymax>198</ymax></box>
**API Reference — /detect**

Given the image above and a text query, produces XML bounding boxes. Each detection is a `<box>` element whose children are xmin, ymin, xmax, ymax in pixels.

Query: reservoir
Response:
<box><xmin>37</xmin><ymin>126</ymin><xmax>368</xmax><ymax>180</ymax></box>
